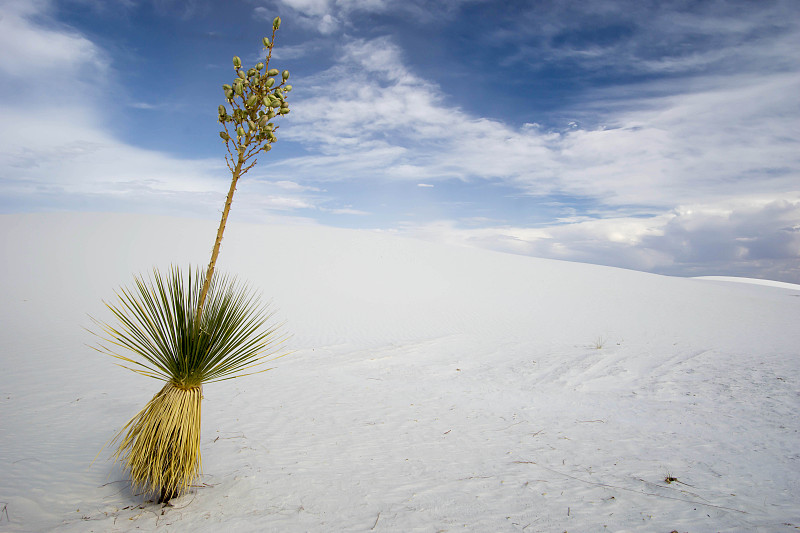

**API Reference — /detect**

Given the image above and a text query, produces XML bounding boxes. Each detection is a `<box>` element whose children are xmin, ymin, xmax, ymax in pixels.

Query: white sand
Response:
<box><xmin>1</xmin><ymin>212</ymin><xmax>798</xmax><ymax>532</ymax></box>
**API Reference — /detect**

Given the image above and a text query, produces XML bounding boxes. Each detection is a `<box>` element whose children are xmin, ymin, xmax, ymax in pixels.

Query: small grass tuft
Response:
<box><xmin>592</xmin><ymin>335</ymin><xmax>607</xmax><ymax>350</ymax></box>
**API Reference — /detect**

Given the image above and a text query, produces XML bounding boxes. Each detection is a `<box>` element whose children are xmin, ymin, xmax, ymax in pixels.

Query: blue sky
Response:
<box><xmin>1</xmin><ymin>0</ymin><xmax>799</xmax><ymax>283</ymax></box>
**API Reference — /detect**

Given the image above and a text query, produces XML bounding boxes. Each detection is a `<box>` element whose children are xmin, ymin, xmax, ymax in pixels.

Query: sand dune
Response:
<box><xmin>1</xmin><ymin>212</ymin><xmax>798</xmax><ymax>532</ymax></box>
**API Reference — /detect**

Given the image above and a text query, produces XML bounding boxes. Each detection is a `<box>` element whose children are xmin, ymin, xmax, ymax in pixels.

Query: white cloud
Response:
<box><xmin>262</xmin><ymin>0</ymin><xmax>484</xmax><ymax>35</ymax></box>
<box><xmin>276</xmin><ymin>0</ymin><xmax>332</xmax><ymax>17</ymax></box>
<box><xmin>271</xmin><ymin>180</ymin><xmax>322</xmax><ymax>192</ymax></box>
<box><xmin>0</xmin><ymin>103</ymin><xmax>225</xmax><ymax>201</ymax></box>
<box><xmin>256</xmin><ymin>1</ymin><xmax>343</xmax><ymax>34</ymax></box>
<box><xmin>398</xmin><ymin>197</ymin><xmax>800</xmax><ymax>283</ymax></box>
<box><xmin>267</xmin><ymin>0</ymin><xmax>389</xmax><ymax>31</ymax></box>
<box><xmin>494</xmin><ymin>0</ymin><xmax>800</xmax><ymax>78</ymax></box>
<box><xmin>0</xmin><ymin>0</ymin><xmax>105</xmax><ymax>75</ymax></box>
<box><xmin>324</xmin><ymin>206</ymin><xmax>369</xmax><ymax>215</ymax></box>
<box><xmin>284</xmin><ymin>37</ymin><xmax>799</xmax><ymax>205</ymax></box>
<box><xmin>254</xmin><ymin>195</ymin><xmax>316</xmax><ymax>210</ymax></box>
<box><xmin>533</xmin><ymin>74</ymin><xmax>800</xmax><ymax>206</ymax></box>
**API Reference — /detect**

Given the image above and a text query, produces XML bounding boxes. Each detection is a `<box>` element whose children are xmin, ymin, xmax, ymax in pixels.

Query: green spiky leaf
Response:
<box><xmin>91</xmin><ymin>267</ymin><xmax>288</xmax><ymax>388</ymax></box>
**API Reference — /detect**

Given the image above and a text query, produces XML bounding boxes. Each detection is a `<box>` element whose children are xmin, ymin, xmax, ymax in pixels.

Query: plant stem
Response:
<box><xmin>196</xmin><ymin>154</ymin><xmax>244</xmax><ymax>324</ymax></box>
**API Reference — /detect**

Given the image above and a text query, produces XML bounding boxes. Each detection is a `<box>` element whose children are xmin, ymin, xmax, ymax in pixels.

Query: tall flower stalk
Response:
<box><xmin>197</xmin><ymin>15</ymin><xmax>292</xmax><ymax>324</ymax></box>
<box><xmin>92</xmin><ymin>17</ymin><xmax>292</xmax><ymax>504</ymax></box>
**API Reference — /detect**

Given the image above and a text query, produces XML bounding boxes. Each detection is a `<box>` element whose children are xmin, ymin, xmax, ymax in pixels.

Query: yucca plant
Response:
<box><xmin>92</xmin><ymin>16</ymin><xmax>293</xmax><ymax>504</ymax></box>
<box><xmin>93</xmin><ymin>267</ymin><xmax>287</xmax><ymax>502</ymax></box>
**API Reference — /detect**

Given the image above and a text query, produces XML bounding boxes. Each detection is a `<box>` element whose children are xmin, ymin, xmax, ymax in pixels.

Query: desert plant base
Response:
<box><xmin>112</xmin><ymin>382</ymin><xmax>202</xmax><ymax>503</ymax></box>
